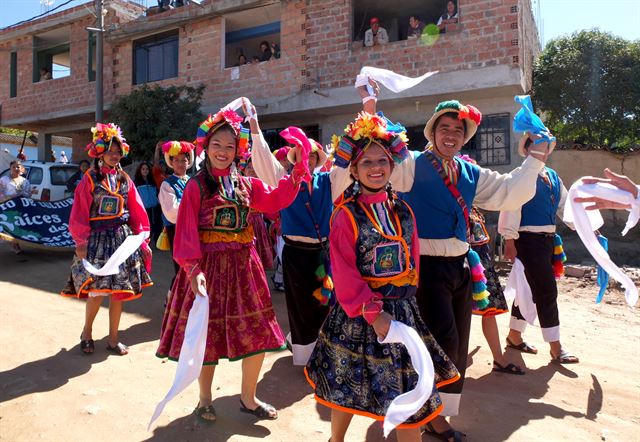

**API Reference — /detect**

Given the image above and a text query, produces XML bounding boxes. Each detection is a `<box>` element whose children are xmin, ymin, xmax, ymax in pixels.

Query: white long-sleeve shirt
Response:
<box><xmin>498</xmin><ymin>172</ymin><xmax>573</xmax><ymax>240</ymax></box>
<box><xmin>158</xmin><ymin>175</ymin><xmax>188</xmax><ymax>224</ymax></box>
<box><xmin>250</xmin><ymin>131</ymin><xmax>353</xmax><ymax>243</ymax></box>
<box><xmin>390</xmin><ymin>151</ymin><xmax>545</xmax><ymax>256</ymax></box>
<box><xmin>250</xmin><ymin>131</ymin><xmax>351</xmax><ymax>203</ymax></box>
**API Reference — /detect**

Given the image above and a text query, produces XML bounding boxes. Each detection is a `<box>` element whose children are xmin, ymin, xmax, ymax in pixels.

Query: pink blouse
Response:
<box><xmin>174</xmin><ymin>164</ymin><xmax>304</xmax><ymax>275</ymax></box>
<box><xmin>69</xmin><ymin>168</ymin><xmax>150</xmax><ymax>247</ymax></box>
<box><xmin>329</xmin><ymin>192</ymin><xmax>420</xmax><ymax>324</ymax></box>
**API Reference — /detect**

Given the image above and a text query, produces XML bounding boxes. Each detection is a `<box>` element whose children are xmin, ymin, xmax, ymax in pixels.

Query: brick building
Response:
<box><xmin>1</xmin><ymin>0</ymin><xmax>540</xmax><ymax>170</ymax></box>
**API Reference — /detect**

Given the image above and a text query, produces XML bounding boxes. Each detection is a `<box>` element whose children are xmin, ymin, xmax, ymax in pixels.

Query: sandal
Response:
<box><xmin>106</xmin><ymin>342</ymin><xmax>129</xmax><ymax>355</ymax></box>
<box><xmin>80</xmin><ymin>335</ymin><xmax>94</xmax><ymax>355</ymax></box>
<box><xmin>423</xmin><ymin>422</ymin><xmax>466</xmax><ymax>442</ymax></box>
<box><xmin>551</xmin><ymin>349</ymin><xmax>579</xmax><ymax>364</ymax></box>
<box><xmin>193</xmin><ymin>403</ymin><xmax>217</xmax><ymax>423</ymax></box>
<box><xmin>492</xmin><ymin>361</ymin><xmax>525</xmax><ymax>375</ymax></box>
<box><xmin>239</xmin><ymin>399</ymin><xmax>278</xmax><ymax>420</ymax></box>
<box><xmin>506</xmin><ymin>337</ymin><xmax>538</xmax><ymax>354</ymax></box>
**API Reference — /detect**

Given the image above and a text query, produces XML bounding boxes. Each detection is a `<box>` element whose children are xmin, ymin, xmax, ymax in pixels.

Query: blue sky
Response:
<box><xmin>0</xmin><ymin>0</ymin><xmax>639</xmax><ymax>45</ymax></box>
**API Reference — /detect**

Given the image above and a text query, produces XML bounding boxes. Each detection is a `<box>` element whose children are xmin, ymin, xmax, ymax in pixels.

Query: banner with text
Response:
<box><xmin>0</xmin><ymin>197</ymin><xmax>74</xmax><ymax>249</ymax></box>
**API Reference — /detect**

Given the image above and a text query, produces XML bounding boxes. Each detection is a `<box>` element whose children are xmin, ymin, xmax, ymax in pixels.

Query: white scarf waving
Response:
<box><xmin>355</xmin><ymin>66</ymin><xmax>438</xmax><ymax>94</ymax></box>
<box><xmin>564</xmin><ymin>180</ymin><xmax>639</xmax><ymax>307</ymax></box>
<box><xmin>148</xmin><ymin>290</ymin><xmax>209</xmax><ymax>430</ymax></box>
<box><xmin>378</xmin><ymin>321</ymin><xmax>435</xmax><ymax>438</ymax></box>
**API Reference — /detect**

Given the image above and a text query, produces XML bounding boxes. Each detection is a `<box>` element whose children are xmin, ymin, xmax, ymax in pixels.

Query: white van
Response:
<box><xmin>0</xmin><ymin>160</ymin><xmax>78</xmax><ymax>201</ymax></box>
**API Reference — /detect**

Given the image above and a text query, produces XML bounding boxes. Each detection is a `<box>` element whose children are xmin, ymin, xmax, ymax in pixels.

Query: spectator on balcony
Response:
<box><xmin>236</xmin><ymin>54</ymin><xmax>248</xmax><ymax>66</ymax></box>
<box><xmin>364</xmin><ymin>17</ymin><xmax>389</xmax><ymax>47</ymax></box>
<box><xmin>258</xmin><ymin>41</ymin><xmax>281</xmax><ymax>62</ymax></box>
<box><xmin>407</xmin><ymin>15</ymin><xmax>426</xmax><ymax>39</ymax></box>
<box><xmin>251</xmin><ymin>56</ymin><xmax>261</xmax><ymax>64</ymax></box>
<box><xmin>39</xmin><ymin>67</ymin><xmax>52</xmax><ymax>81</ymax></box>
<box><xmin>437</xmin><ymin>0</ymin><xmax>459</xmax><ymax>33</ymax></box>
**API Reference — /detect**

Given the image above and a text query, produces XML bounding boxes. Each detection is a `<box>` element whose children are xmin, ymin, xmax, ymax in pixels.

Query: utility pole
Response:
<box><xmin>95</xmin><ymin>0</ymin><xmax>105</xmax><ymax>122</ymax></box>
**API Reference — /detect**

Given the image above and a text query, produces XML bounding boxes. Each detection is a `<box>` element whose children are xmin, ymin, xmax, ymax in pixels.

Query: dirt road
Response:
<box><xmin>0</xmin><ymin>242</ymin><xmax>638</xmax><ymax>441</ymax></box>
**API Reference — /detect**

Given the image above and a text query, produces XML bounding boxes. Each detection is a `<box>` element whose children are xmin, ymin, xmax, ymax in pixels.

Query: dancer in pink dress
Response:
<box><xmin>156</xmin><ymin>106</ymin><xmax>308</xmax><ymax>423</ymax></box>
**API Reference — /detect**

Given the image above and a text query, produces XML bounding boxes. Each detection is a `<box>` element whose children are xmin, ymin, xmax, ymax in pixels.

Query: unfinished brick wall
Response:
<box><xmin>305</xmin><ymin>0</ymin><xmax>523</xmax><ymax>90</ymax></box>
<box><xmin>0</xmin><ymin>1</ymin><xmax>142</xmax><ymax>130</ymax></box>
<box><xmin>112</xmin><ymin>0</ymin><xmax>308</xmax><ymax>107</ymax></box>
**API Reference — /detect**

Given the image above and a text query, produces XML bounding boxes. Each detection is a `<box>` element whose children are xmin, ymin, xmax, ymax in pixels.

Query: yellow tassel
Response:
<box><xmin>553</xmin><ymin>245</ymin><xmax>563</xmax><ymax>254</ymax></box>
<box><xmin>472</xmin><ymin>290</ymin><xmax>490</xmax><ymax>301</ymax></box>
<box><xmin>156</xmin><ymin>228</ymin><xmax>171</xmax><ymax>251</ymax></box>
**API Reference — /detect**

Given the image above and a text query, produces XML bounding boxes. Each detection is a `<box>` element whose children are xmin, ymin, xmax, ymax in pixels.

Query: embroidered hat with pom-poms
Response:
<box><xmin>195</xmin><ymin>108</ymin><xmax>250</xmax><ymax>158</ymax></box>
<box><xmin>162</xmin><ymin>141</ymin><xmax>195</xmax><ymax>168</ymax></box>
<box><xmin>330</xmin><ymin>111</ymin><xmax>409</xmax><ymax>169</ymax></box>
<box><xmin>85</xmin><ymin>123</ymin><xmax>130</xmax><ymax>158</ymax></box>
<box><xmin>423</xmin><ymin>100</ymin><xmax>482</xmax><ymax>145</ymax></box>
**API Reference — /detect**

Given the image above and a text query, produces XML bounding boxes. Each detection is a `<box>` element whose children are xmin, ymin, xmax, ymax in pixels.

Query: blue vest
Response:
<box><xmin>399</xmin><ymin>152</ymin><xmax>480</xmax><ymax>242</ymax></box>
<box><xmin>162</xmin><ymin>175</ymin><xmax>187</xmax><ymax>227</ymax></box>
<box><xmin>520</xmin><ymin>167</ymin><xmax>561</xmax><ymax>227</ymax></box>
<box><xmin>281</xmin><ymin>172</ymin><xmax>333</xmax><ymax>239</ymax></box>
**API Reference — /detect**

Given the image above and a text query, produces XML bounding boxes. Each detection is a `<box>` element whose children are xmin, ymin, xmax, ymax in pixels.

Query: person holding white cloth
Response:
<box><xmin>500</xmin><ymin>134</ymin><xmax>578</xmax><ymax>364</ymax></box>
<box><xmin>361</xmin><ymin>87</ymin><xmax>550</xmax><ymax>440</ymax></box>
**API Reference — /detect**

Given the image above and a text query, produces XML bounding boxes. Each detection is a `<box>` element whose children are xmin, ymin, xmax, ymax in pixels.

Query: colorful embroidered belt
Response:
<box><xmin>198</xmin><ymin>226</ymin><xmax>254</xmax><ymax>244</ymax></box>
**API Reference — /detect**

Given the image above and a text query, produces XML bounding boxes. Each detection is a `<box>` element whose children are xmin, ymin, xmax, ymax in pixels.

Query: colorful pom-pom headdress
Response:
<box><xmin>331</xmin><ymin>111</ymin><xmax>409</xmax><ymax>169</ymax></box>
<box><xmin>85</xmin><ymin>122</ymin><xmax>130</xmax><ymax>159</ymax></box>
<box><xmin>162</xmin><ymin>141</ymin><xmax>195</xmax><ymax>168</ymax></box>
<box><xmin>423</xmin><ymin>100</ymin><xmax>482</xmax><ymax>146</ymax></box>
<box><xmin>195</xmin><ymin>108</ymin><xmax>250</xmax><ymax>159</ymax></box>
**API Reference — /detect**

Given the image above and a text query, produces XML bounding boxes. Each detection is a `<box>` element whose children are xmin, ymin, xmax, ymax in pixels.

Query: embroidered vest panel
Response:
<box><xmin>162</xmin><ymin>175</ymin><xmax>188</xmax><ymax>227</ymax></box>
<box><xmin>341</xmin><ymin>199</ymin><xmax>415</xmax><ymax>284</ymax></box>
<box><xmin>281</xmin><ymin>172</ymin><xmax>333</xmax><ymax>239</ymax></box>
<box><xmin>192</xmin><ymin>172</ymin><xmax>250</xmax><ymax>234</ymax></box>
<box><xmin>88</xmin><ymin>171</ymin><xmax>129</xmax><ymax>229</ymax></box>
<box><xmin>520</xmin><ymin>167</ymin><xmax>561</xmax><ymax>227</ymax></box>
<box><xmin>399</xmin><ymin>153</ymin><xmax>479</xmax><ymax>241</ymax></box>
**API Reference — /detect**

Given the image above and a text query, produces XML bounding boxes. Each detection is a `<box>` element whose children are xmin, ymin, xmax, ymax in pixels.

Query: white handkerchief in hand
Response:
<box><xmin>378</xmin><ymin>321</ymin><xmax>435</xmax><ymax>438</ymax></box>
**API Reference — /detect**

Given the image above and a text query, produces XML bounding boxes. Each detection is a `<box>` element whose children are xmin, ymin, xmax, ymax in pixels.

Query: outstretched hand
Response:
<box><xmin>574</xmin><ymin>169</ymin><xmax>638</xmax><ymax>211</ymax></box>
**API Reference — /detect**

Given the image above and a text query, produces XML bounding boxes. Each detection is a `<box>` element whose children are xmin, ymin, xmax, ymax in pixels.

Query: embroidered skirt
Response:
<box><xmin>472</xmin><ymin>243</ymin><xmax>508</xmax><ymax>316</ymax></box>
<box><xmin>305</xmin><ymin>291</ymin><xmax>460</xmax><ymax>428</ymax></box>
<box><xmin>156</xmin><ymin>241</ymin><xmax>286</xmax><ymax>364</ymax></box>
<box><xmin>249</xmin><ymin>212</ymin><xmax>274</xmax><ymax>270</ymax></box>
<box><xmin>64</xmin><ymin>223</ymin><xmax>152</xmax><ymax>302</ymax></box>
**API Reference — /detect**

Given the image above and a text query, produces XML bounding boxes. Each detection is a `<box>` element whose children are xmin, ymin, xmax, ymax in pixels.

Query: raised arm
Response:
<box><xmin>247</xmin><ymin>110</ymin><xmax>286</xmax><ymax>188</ymax></box>
<box><xmin>249</xmin><ymin>162</ymin><xmax>305</xmax><ymax>213</ymax></box>
<box><xmin>474</xmin><ymin>156</ymin><xmax>545</xmax><ymax>211</ymax></box>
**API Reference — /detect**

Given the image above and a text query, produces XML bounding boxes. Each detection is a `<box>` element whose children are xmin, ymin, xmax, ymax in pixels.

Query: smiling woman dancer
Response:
<box><xmin>305</xmin><ymin>112</ymin><xmax>459</xmax><ymax>442</ymax></box>
<box><xmin>66</xmin><ymin>123</ymin><xmax>153</xmax><ymax>356</ymax></box>
<box><xmin>156</xmin><ymin>106</ymin><xmax>308</xmax><ymax>423</ymax></box>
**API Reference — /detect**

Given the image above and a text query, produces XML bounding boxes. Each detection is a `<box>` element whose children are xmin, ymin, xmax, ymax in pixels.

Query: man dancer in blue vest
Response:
<box><xmin>499</xmin><ymin>135</ymin><xmax>579</xmax><ymax>364</ymax></box>
<box><xmin>249</xmin><ymin>106</ymin><xmax>351</xmax><ymax>366</ymax></box>
<box><xmin>362</xmin><ymin>91</ymin><xmax>551</xmax><ymax>441</ymax></box>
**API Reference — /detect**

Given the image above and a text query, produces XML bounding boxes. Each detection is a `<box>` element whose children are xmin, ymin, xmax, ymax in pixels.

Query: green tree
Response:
<box><xmin>109</xmin><ymin>84</ymin><xmax>205</xmax><ymax>161</ymax></box>
<box><xmin>532</xmin><ymin>30</ymin><xmax>639</xmax><ymax>151</ymax></box>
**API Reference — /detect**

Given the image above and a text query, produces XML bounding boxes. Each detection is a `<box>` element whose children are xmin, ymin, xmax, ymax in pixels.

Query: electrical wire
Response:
<box><xmin>0</xmin><ymin>0</ymin><xmax>80</xmax><ymax>31</ymax></box>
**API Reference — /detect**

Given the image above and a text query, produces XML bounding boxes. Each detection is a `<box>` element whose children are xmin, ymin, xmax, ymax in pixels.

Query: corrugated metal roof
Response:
<box><xmin>0</xmin><ymin>133</ymin><xmax>72</xmax><ymax>147</ymax></box>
